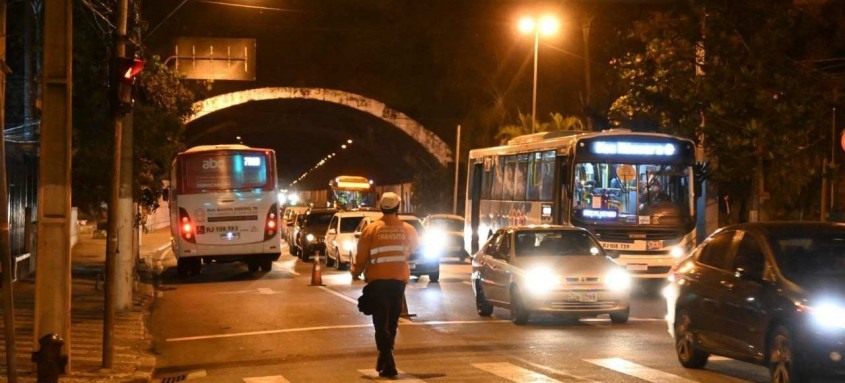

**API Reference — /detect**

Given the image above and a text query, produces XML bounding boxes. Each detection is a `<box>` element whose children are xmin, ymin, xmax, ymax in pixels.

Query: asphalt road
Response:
<box><xmin>148</xmin><ymin>242</ymin><xmax>772</xmax><ymax>383</ymax></box>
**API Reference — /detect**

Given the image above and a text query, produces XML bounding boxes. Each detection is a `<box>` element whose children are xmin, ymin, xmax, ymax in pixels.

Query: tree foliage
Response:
<box><xmin>411</xmin><ymin>167</ymin><xmax>452</xmax><ymax>216</ymax></box>
<box><xmin>608</xmin><ymin>0</ymin><xmax>845</xmax><ymax>218</ymax></box>
<box><xmin>495</xmin><ymin>112</ymin><xmax>586</xmax><ymax>144</ymax></box>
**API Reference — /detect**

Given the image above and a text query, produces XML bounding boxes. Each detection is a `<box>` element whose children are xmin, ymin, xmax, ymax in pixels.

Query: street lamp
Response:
<box><xmin>519</xmin><ymin>14</ymin><xmax>560</xmax><ymax>133</ymax></box>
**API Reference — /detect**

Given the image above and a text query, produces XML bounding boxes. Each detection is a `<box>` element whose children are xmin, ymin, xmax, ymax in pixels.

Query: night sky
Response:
<box><xmin>142</xmin><ymin>0</ymin><xmax>651</xmax><ymax>190</ymax></box>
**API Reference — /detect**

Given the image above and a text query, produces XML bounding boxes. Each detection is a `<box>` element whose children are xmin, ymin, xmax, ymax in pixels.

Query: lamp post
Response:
<box><xmin>519</xmin><ymin>14</ymin><xmax>559</xmax><ymax>133</ymax></box>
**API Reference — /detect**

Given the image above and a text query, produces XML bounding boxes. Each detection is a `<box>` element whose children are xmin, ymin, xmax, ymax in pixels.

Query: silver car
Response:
<box><xmin>471</xmin><ymin>225</ymin><xmax>632</xmax><ymax>325</ymax></box>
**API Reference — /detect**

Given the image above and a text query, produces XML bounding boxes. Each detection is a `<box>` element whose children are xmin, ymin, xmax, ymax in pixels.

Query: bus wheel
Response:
<box><xmin>188</xmin><ymin>258</ymin><xmax>202</xmax><ymax>275</ymax></box>
<box><xmin>247</xmin><ymin>260</ymin><xmax>260</xmax><ymax>272</ymax></box>
<box><xmin>260</xmin><ymin>258</ymin><xmax>273</xmax><ymax>272</ymax></box>
<box><xmin>177</xmin><ymin>259</ymin><xmax>190</xmax><ymax>278</ymax></box>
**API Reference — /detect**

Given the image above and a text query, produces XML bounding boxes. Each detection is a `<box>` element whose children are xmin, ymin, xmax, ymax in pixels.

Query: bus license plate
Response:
<box><xmin>627</xmin><ymin>264</ymin><xmax>648</xmax><ymax>271</ymax></box>
<box><xmin>220</xmin><ymin>232</ymin><xmax>240</xmax><ymax>240</ymax></box>
<box><xmin>567</xmin><ymin>292</ymin><xmax>597</xmax><ymax>302</ymax></box>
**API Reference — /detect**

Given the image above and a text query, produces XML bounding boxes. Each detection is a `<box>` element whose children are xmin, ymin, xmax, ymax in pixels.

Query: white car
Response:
<box><xmin>324</xmin><ymin>210</ymin><xmax>382</xmax><ymax>269</ymax></box>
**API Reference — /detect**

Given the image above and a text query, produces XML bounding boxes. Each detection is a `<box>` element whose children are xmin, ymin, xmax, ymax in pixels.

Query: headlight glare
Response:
<box><xmin>524</xmin><ymin>267</ymin><xmax>560</xmax><ymax>294</ymax></box>
<box><xmin>670</xmin><ymin>246</ymin><xmax>686</xmax><ymax>258</ymax></box>
<box><xmin>809</xmin><ymin>302</ymin><xmax>845</xmax><ymax>330</ymax></box>
<box><xmin>605</xmin><ymin>268</ymin><xmax>632</xmax><ymax>291</ymax></box>
<box><xmin>342</xmin><ymin>240</ymin><xmax>355</xmax><ymax>252</ymax></box>
<box><xmin>305</xmin><ymin>233</ymin><xmax>315</xmax><ymax>242</ymax></box>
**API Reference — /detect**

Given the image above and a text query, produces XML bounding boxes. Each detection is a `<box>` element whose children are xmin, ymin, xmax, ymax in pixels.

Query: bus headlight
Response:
<box><xmin>605</xmin><ymin>268</ymin><xmax>632</xmax><ymax>291</ymax></box>
<box><xmin>524</xmin><ymin>267</ymin><xmax>560</xmax><ymax>294</ymax></box>
<box><xmin>342</xmin><ymin>240</ymin><xmax>355</xmax><ymax>252</ymax></box>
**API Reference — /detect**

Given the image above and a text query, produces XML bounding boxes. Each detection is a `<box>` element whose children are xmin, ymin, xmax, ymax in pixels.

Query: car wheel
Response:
<box><xmin>475</xmin><ymin>281</ymin><xmax>494</xmax><ymax>317</ymax></box>
<box><xmin>674</xmin><ymin>310</ymin><xmax>709</xmax><ymax>368</ymax></box>
<box><xmin>176</xmin><ymin>258</ymin><xmax>189</xmax><ymax>278</ymax></box>
<box><xmin>326</xmin><ymin>252</ymin><xmax>336</xmax><ymax>268</ymax></box>
<box><xmin>509</xmin><ymin>287</ymin><xmax>530</xmax><ymax>325</ymax></box>
<box><xmin>247</xmin><ymin>261</ymin><xmax>260</xmax><ymax>273</ymax></box>
<box><xmin>428</xmin><ymin>272</ymin><xmax>440</xmax><ymax>283</ymax></box>
<box><xmin>610</xmin><ymin>307</ymin><xmax>630</xmax><ymax>324</ymax></box>
<box><xmin>259</xmin><ymin>258</ymin><xmax>273</xmax><ymax>272</ymax></box>
<box><xmin>769</xmin><ymin>325</ymin><xmax>807</xmax><ymax>383</ymax></box>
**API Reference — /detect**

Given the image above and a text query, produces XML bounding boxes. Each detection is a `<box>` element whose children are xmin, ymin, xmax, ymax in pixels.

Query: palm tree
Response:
<box><xmin>495</xmin><ymin>112</ymin><xmax>585</xmax><ymax>144</ymax></box>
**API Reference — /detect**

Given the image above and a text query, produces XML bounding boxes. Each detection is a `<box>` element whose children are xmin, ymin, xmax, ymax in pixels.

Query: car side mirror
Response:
<box><xmin>354</xmin><ymin>232</ymin><xmax>361</xmax><ymax>238</ymax></box>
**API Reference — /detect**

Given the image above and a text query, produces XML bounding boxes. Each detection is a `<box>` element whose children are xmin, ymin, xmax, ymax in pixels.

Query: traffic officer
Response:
<box><xmin>351</xmin><ymin>192</ymin><xmax>419</xmax><ymax>378</ymax></box>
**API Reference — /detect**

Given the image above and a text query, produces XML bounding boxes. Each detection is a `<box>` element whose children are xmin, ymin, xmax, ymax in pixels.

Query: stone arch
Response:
<box><xmin>186</xmin><ymin>87</ymin><xmax>452</xmax><ymax>165</ymax></box>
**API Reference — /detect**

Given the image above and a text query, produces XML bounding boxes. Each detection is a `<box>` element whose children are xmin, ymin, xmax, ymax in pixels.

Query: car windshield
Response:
<box><xmin>428</xmin><ymin>217</ymin><xmax>464</xmax><ymax>232</ymax></box>
<box><xmin>514</xmin><ymin>230</ymin><xmax>602</xmax><ymax>257</ymax></box>
<box><xmin>771</xmin><ymin>231</ymin><xmax>845</xmax><ymax>279</ymax></box>
<box><xmin>306</xmin><ymin>213</ymin><xmax>334</xmax><ymax>227</ymax></box>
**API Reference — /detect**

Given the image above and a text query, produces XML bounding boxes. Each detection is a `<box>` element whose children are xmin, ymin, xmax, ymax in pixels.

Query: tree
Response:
<box><xmin>411</xmin><ymin>167</ymin><xmax>452</xmax><ymax>216</ymax></box>
<box><xmin>607</xmin><ymin>0</ymin><xmax>845</xmax><ymax>219</ymax></box>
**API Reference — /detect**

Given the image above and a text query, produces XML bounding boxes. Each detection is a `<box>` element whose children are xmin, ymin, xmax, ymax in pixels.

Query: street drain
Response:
<box><xmin>153</xmin><ymin>369</ymin><xmax>207</xmax><ymax>383</ymax></box>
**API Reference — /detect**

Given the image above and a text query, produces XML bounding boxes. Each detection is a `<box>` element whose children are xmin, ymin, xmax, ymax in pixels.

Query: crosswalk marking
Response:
<box><xmin>585</xmin><ymin>358</ymin><xmax>698</xmax><ymax>383</ymax></box>
<box><xmin>243</xmin><ymin>376</ymin><xmax>291</xmax><ymax>383</ymax></box>
<box><xmin>511</xmin><ymin>357</ymin><xmax>601</xmax><ymax>383</ymax></box>
<box><xmin>472</xmin><ymin>362</ymin><xmax>562</xmax><ymax>383</ymax></box>
<box><xmin>358</xmin><ymin>369</ymin><xmax>427</xmax><ymax>382</ymax></box>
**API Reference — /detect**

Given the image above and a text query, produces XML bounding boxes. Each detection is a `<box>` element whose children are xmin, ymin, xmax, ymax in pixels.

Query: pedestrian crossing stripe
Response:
<box><xmin>243</xmin><ymin>376</ymin><xmax>291</xmax><ymax>383</ymax></box>
<box><xmin>358</xmin><ymin>369</ymin><xmax>427</xmax><ymax>382</ymax></box>
<box><xmin>472</xmin><ymin>362</ymin><xmax>562</xmax><ymax>383</ymax></box>
<box><xmin>586</xmin><ymin>358</ymin><xmax>698</xmax><ymax>383</ymax></box>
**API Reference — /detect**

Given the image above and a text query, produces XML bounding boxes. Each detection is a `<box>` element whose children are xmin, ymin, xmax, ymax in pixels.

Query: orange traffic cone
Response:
<box><xmin>400</xmin><ymin>294</ymin><xmax>416</xmax><ymax>319</ymax></box>
<box><xmin>309</xmin><ymin>250</ymin><xmax>325</xmax><ymax>286</ymax></box>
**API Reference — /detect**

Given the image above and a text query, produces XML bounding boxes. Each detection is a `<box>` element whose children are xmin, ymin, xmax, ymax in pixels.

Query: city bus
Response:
<box><xmin>465</xmin><ymin>129</ymin><xmax>698</xmax><ymax>279</ymax></box>
<box><xmin>168</xmin><ymin>144</ymin><xmax>281</xmax><ymax>276</ymax></box>
<box><xmin>328</xmin><ymin>175</ymin><xmax>377</xmax><ymax>209</ymax></box>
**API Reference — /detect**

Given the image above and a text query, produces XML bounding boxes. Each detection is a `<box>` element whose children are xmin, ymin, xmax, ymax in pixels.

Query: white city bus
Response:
<box><xmin>466</xmin><ymin>129</ymin><xmax>699</xmax><ymax>279</ymax></box>
<box><xmin>169</xmin><ymin>145</ymin><xmax>281</xmax><ymax>276</ymax></box>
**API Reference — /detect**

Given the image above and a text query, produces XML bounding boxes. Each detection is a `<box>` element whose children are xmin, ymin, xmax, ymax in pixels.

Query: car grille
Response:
<box><xmin>548</xmin><ymin>301</ymin><xmax>618</xmax><ymax>310</ymax></box>
<box><xmin>564</xmin><ymin>277</ymin><xmax>599</xmax><ymax>283</ymax></box>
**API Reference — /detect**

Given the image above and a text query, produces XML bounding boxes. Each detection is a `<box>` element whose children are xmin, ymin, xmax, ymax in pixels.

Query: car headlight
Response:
<box><xmin>806</xmin><ymin>301</ymin><xmax>845</xmax><ymax>330</ymax></box>
<box><xmin>524</xmin><ymin>267</ymin><xmax>560</xmax><ymax>294</ymax></box>
<box><xmin>342</xmin><ymin>240</ymin><xmax>355</xmax><ymax>252</ymax></box>
<box><xmin>305</xmin><ymin>233</ymin><xmax>315</xmax><ymax>242</ymax></box>
<box><xmin>605</xmin><ymin>268</ymin><xmax>632</xmax><ymax>291</ymax></box>
<box><xmin>670</xmin><ymin>246</ymin><xmax>686</xmax><ymax>258</ymax></box>
<box><xmin>423</xmin><ymin>229</ymin><xmax>447</xmax><ymax>249</ymax></box>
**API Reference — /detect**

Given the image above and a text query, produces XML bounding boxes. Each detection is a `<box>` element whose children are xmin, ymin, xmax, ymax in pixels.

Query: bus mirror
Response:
<box><xmin>162</xmin><ymin>188</ymin><xmax>169</xmax><ymax>202</ymax></box>
<box><xmin>354</xmin><ymin>231</ymin><xmax>361</xmax><ymax>238</ymax></box>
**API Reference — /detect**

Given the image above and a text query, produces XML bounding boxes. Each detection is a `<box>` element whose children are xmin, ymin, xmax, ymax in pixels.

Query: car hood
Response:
<box><xmin>510</xmin><ymin>255</ymin><xmax>619</xmax><ymax>277</ymax></box>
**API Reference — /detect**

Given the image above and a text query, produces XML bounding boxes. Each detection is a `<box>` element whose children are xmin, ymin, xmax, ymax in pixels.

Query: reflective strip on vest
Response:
<box><xmin>369</xmin><ymin>255</ymin><xmax>406</xmax><ymax>264</ymax></box>
<box><xmin>370</xmin><ymin>245</ymin><xmax>406</xmax><ymax>255</ymax></box>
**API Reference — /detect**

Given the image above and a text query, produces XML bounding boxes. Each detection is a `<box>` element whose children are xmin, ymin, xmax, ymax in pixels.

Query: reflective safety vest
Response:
<box><xmin>352</xmin><ymin>215</ymin><xmax>418</xmax><ymax>282</ymax></box>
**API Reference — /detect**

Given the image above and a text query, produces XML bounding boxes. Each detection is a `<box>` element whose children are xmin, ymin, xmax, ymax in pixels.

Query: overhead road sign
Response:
<box><xmin>171</xmin><ymin>37</ymin><xmax>256</xmax><ymax>81</ymax></box>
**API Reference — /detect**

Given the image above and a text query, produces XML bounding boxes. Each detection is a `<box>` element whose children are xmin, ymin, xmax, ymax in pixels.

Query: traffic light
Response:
<box><xmin>112</xmin><ymin>57</ymin><xmax>145</xmax><ymax>114</ymax></box>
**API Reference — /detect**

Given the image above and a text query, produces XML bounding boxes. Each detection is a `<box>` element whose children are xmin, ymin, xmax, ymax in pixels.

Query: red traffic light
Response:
<box><xmin>117</xmin><ymin>57</ymin><xmax>145</xmax><ymax>80</ymax></box>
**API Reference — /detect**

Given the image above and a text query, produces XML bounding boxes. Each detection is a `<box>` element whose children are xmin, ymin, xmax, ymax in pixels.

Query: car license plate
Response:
<box><xmin>627</xmin><ymin>264</ymin><xmax>648</xmax><ymax>271</ymax></box>
<box><xmin>566</xmin><ymin>292</ymin><xmax>597</xmax><ymax>302</ymax></box>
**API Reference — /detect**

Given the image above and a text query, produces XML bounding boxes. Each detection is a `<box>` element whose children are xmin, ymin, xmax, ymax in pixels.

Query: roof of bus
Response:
<box><xmin>182</xmin><ymin>144</ymin><xmax>274</xmax><ymax>153</ymax></box>
<box><xmin>468</xmin><ymin>129</ymin><xmax>694</xmax><ymax>157</ymax></box>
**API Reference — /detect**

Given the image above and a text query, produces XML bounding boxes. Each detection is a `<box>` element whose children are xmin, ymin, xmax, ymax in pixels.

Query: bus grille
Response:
<box><xmin>593</xmin><ymin>229</ymin><xmax>685</xmax><ymax>242</ymax></box>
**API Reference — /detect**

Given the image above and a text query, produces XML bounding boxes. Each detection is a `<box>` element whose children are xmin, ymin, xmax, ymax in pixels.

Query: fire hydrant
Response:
<box><xmin>31</xmin><ymin>333</ymin><xmax>67</xmax><ymax>383</ymax></box>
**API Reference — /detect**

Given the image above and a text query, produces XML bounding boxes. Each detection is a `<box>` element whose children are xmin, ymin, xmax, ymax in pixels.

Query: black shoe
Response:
<box><xmin>376</xmin><ymin>352</ymin><xmax>387</xmax><ymax>372</ymax></box>
<box><xmin>378</xmin><ymin>368</ymin><xmax>398</xmax><ymax>378</ymax></box>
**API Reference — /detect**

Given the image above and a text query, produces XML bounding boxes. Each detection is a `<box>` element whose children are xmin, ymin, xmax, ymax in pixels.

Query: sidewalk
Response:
<box><xmin>0</xmin><ymin>225</ymin><xmax>172</xmax><ymax>382</ymax></box>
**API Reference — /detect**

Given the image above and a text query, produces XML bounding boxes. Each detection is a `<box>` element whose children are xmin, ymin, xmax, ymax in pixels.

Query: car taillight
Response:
<box><xmin>264</xmin><ymin>203</ymin><xmax>279</xmax><ymax>240</ymax></box>
<box><xmin>178</xmin><ymin>208</ymin><xmax>196</xmax><ymax>244</ymax></box>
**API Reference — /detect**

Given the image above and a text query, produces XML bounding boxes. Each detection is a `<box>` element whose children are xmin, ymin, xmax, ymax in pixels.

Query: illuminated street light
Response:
<box><xmin>341</xmin><ymin>144</ymin><xmax>347</xmax><ymax>149</ymax></box>
<box><xmin>347</xmin><ymin>139</ymin><xmax>353</xmax><ymax>144</ymax></box>
<box><xmin>519</xmin><ymin>14</ymin><xmax>560</xmax><ymax>133</ymax></box>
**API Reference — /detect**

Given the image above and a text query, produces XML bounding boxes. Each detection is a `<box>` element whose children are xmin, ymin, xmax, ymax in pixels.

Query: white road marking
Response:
<box><xmin>243</xmin><ymin>376</ymin><xmax>291</xmax><ymax>383</ymax></box>
<box><xmin>585</xmin><ymin>358</ymin><xmax>698</xmax><ymax>383</ymax></box>
<box><xmin>471</xmin><ymin>362</ymin><xmax>562</xmax><ymax>382</ymax></box>
<box><xmin>358</xmin><ymin>369</ymin><xmax>426</xmax><ymax>382</ymax></box>
<box><xmin>215</xmin><ymin>288</ymin><xmax>283</xmax><ymax>295</ymax></box>
<box><xmin>709</xmin><ymin>356</ymin><xmax>732</xmax><ymax>361</ymax></box>
<box><xmin>510</xmin><ymin>357</ymin><xmax>601</xmax><ymax>383</ymax></box>
<box><xmin>319</xmin><ymin>286</ymin><xmax>358</xmax><ymax>304</ymax></box>
<box><xmin>166</xmin><ymin>319</ymin><xmax>510</xmax><ymax>342</ymax></box>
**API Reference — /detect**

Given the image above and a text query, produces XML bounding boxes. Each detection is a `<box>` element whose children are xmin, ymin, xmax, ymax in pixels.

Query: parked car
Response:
<box><xmin>324</xmin><ymin>210</ymin><xmax>382</xmax><ymax>270</ymax></box>
<box><xmin>282</xmin><ymin>206</ymin><xmax>308</xmax><ymax>245</ymax></box>
<box><xmin>665</xmin><ymin>222</ymin><xmax>845</xmax><ymax>383</ymax></box>
<box><xmin>294</xmin><ymin>208</ymin><xmax>337</xmax><ymax>261</ymax></box>
<box><xmin>472</xmin><ymin>225</ymin><xmax>631</xmax><ymax>325</ymax></box>
<box><xmin>350</xmin><ymin>213</ymin><xmax>440</xmax><ymax>281</ymax></box>
<box><xmin>422</xmin><ymin>214</ymin><xmax>470</xmax><ymax>262</ymax></box>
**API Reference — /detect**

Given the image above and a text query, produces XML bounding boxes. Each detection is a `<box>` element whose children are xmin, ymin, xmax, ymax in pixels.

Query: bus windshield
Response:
<box><xmin>572</xmin><ymin>162</ymin><xmax>692</xmax><ymax>226</ymax></box>
<box><xmin>180</xmin><ymin>151</ymin><xmax>273</xmax><ymax>193</ymax></box>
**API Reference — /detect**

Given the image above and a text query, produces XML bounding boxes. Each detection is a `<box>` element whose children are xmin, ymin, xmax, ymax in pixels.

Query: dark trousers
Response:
<box><xmin>368</xmin><ymin>279</ymin><xmax>406</xmax><ymax>364</ymax></box>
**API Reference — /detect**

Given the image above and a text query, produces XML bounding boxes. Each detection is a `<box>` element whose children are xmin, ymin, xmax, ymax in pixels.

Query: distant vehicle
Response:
<box><xmin>472</xmin><ymin>225</ymin><xmax>631</xmax><ymax>325</ymax></box>
<box><xmin>294</xmin><ymin>208</ymin><xmax>337</xmax><ymax>261</ymax></box>
<box><xmin>282</xmin><ymin>206</ymin><xmax>308</xmax><ymax>245</ymax></box>
<box><xmin>422</xmin><ymin>214</ymin><xmax>470</xmax><ymax>262</ymax></box>
<box><xmin>167</xmin><ymin>144</ymin><xmax>281</xmax><ymax>276</ymax></box>
<box><xmin>289</xmin><ymin>213</ymin><xmax>306</xmax><ymax>256</ymax></box>
<box><xmin>665</xmin><ymin>222</ymin><xmax>845</xmax><ymax>383</ymax></box>
<box><xmin>324</xmin><ymin>210</ymin><xmax>382</xmax><ymax>270</ymax></box>
<box><xmin>466</xmin><ymin>129</ymin><xmax>699</xmax><ymax>281</ymax></box>
<box><xmin>329</xmin><ymin>175</ymin><xmax>377</xmax><ymax>210</ymax></box>
<box><xmin>350</xmin><ymin>213</ymin><xmax>439</xmax><ymax>282</ymax></box>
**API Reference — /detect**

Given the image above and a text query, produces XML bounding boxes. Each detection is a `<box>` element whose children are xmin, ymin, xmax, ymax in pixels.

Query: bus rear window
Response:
<box><xmin>181</xmin><ymin>152</ymin><xmax>272</xmax><ymax>193</ymax></box>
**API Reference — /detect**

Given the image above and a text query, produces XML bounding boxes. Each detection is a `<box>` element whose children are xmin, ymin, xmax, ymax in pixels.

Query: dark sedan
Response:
<box><xmin>666</xmin><ymin>222</ymin><xmax>845</xmax><ymax>383</ymax></box>
<box><xmin>295</xmin><ymin>208</ymin><xmax>337</xmax><ymax>261</ymax></box>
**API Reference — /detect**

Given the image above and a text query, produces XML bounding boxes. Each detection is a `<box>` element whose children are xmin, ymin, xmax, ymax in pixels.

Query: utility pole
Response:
<box><xmin>0</xmin><ymin>2</ymin><xmax>19</xmax><ymax>381</ymax></box>
<box><xmin>104</xmin><ymin>0</ymin><xmax>129</xmax><ymax>368</ymax></box>
<box><xmin>35</xmin><ymin>0</ymin><xmax>73</xmax><ymax>373</ymax></box>
<box><xmin>582</xmin><ymin>15</ymin><xmax>594</xmax><ymax>131</ymax></box>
